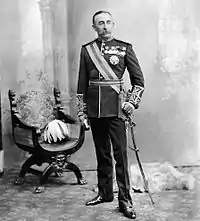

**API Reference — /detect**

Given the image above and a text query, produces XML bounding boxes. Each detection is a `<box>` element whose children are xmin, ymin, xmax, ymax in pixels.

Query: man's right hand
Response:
<box><xmin>79</xmin><ymin>115</ymin><xmax>90</xmax><ymax>130</ymax></box>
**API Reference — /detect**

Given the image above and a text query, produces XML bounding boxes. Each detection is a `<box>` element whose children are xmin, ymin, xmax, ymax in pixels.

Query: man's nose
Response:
<box><xmin>103</xmin><ymin>24</ymin><xmax>108</xmax><ymax>30</ymax></box>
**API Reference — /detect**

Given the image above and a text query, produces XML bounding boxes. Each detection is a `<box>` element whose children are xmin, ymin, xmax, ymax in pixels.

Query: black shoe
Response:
<box><xmin>0</xmin><ymin>170</ymin><xmax>4</xmax><ymax>177</ymax></box>
<box><xmin>119</xmin><ymin>203</ymin><xmax>136</xmax><ymax>219</ymax></box>
<box><xmin>86</xmin><ymin>195</ymin><xmax>113</xmax><ymax>206</ymax></box>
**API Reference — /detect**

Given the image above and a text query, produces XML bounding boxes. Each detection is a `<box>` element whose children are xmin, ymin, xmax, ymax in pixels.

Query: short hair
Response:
<box><xmin>92</xmin><ymin>10</ymin><xmax>112</xmax><ymax>24</ymax></box>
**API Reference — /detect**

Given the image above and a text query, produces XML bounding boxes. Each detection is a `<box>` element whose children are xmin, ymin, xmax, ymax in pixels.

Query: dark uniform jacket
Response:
<box><xmin>77</xmin><ymin>38</ymin><xmax>144</xmax><ymax>118</ymax></box>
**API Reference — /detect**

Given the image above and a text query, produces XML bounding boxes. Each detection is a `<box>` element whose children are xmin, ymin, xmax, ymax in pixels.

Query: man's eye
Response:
<box><xmin>99</xmin><ymin>22</ymin><xmax>104</xmax><ymax>25</ymax></box>
<box><xmin>107</xmin><ymin>21</ymin><xmax>112</xmax><ymax>24</ymax></box>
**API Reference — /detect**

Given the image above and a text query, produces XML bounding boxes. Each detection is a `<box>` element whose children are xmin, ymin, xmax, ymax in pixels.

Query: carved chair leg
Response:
<box><xmin>54</xmin><ymin>170</ymin><xmax>63</xmax><ymax>177</ymax></box>
<box><xmin>65</xmin><ymin>162</ymin><xmax>87</xmax><ymax>185</ymax></box>
<box><xmin>34</xmin><ymin>164</ymin><xmax>54</xmax><ymax>194</ymax></box>
<box><xmin>14</xmin><ymin>155</ymin><xmax>39</xmax><ymax>185</ymax></box>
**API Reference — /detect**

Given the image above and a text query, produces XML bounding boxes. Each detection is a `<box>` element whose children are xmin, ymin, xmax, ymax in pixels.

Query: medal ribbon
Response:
<box><xmin>86</xmin><ymin>42</ymin><xmax>121</xmax><ymax>94</ymax></box>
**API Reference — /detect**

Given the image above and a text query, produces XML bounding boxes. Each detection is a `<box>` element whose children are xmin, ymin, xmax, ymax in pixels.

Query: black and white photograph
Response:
<box><xmin>0</xmin><ymin>0</ymin><xmax>200</xmax><ymax>220</ymax></box>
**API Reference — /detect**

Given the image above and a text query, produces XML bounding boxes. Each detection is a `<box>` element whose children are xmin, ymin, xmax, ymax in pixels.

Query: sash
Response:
<box><xmin>86</xmin><ymin>42</ymin><xmax>121</xmax><ymax>94</ymax></box>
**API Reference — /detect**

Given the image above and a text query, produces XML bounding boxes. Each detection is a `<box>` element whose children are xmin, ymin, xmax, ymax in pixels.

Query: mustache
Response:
<box><xmin>102</xmin><ymin>30</ymin><xmax>111</xmax><ymax>34</ymax></box>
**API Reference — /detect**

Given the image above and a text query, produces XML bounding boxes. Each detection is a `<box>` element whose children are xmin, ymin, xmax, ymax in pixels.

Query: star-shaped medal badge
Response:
<box><xmin>109</xmin><ymin>55</ymin><xmax>119</xmax><ymax>65</ymax></box>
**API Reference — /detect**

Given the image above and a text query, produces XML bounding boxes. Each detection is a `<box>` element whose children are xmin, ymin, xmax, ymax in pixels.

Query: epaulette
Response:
<box><xmin>82</xmin><ymin>39</ymin><xmax>96</xmax><ymax>47</ymax></box>
<box><xmin>114</xmin><ymin>38</ymin><xmax>132</xmax><ymax>45</ymax></box>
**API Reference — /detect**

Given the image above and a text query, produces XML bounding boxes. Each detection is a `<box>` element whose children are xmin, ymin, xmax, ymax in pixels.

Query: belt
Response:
<box><xmin>89</xmin><ymin>79</ymin><xmax>124</xmax><ymax>86</ymax></box>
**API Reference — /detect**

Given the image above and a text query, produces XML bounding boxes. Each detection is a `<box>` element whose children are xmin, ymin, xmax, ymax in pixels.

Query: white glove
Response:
<box><xmin>78</xmin><ymin>115</ymin><xmax>90</xmax><ymax>130</ymax></box>
<box><xmin>122</xmin><ymin>102</ymin><xmax>135</xmax><ymax>115</ymax></box>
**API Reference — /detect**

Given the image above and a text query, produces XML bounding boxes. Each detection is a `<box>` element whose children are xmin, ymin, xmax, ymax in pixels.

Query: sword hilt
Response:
<box><xmin>124</xmin><ymin>113</ymin><xmax>136</xmax><ymax>127</ymax></box>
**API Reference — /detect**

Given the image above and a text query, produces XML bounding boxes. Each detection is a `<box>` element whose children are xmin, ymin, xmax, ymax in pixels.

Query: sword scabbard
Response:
<box><xmin>127</xmin><ymin>116</ymin><xmax>155</xmax><ymax>205</ymax></box>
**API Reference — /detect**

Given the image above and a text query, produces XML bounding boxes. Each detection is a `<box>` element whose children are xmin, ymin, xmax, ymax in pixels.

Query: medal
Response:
<box><xmin>109</xmin><ymin>55</ymin><xmax>119</xmax><ymax>65</ymax></box>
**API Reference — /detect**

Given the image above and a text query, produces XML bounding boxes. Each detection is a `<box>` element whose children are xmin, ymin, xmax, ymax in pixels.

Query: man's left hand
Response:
<box><xmin>122</xmin><ymin>102</ymin><xmax>135</xmax><ymax>115</ymax></box>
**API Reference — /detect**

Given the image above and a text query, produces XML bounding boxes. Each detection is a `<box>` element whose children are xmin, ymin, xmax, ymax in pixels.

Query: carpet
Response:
<box><xmin>0</xmin><ymin>166</ymin><xmax>200</xmax><ymax>221</ymax></box>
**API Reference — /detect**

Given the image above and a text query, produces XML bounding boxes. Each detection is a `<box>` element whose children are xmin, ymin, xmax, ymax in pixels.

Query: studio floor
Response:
<box><xmin>0</xmin><ymin>163</ymin><xmax>200</xmax><ymax>221</ymax></box>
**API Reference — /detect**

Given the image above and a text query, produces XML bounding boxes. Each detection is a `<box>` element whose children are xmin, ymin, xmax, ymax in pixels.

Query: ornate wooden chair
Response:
<box><xmin>8</xmin><ymin>88</ymin><xmax>87</xmax><ymax>193</ymax></box>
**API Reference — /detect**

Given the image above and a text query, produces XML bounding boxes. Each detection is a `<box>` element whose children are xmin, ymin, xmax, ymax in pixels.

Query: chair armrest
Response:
<box><xmin>57</xmin><ymin>110</ymin><xmax>77</xmax><ymax>124</ymax></box>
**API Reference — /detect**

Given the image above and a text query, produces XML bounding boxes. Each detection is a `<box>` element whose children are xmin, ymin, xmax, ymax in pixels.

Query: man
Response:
<box><xmin>76</xmin><ymin>10</ymin><xmax>144</xmax><ymax>219</ymax></box>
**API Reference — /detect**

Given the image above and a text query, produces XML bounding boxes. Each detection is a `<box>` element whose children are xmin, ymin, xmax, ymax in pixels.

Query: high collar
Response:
<box><xmin>97</xmin><ymin>36</ymin><xmax>114</xmax><ymax>43</ymax></box>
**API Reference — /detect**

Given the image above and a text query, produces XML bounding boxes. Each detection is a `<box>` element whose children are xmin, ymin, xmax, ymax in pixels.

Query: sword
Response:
<box><xmin>126</xmin><ymin>115</ymin><xmax>155</xmax><ymax>205</ymax></box>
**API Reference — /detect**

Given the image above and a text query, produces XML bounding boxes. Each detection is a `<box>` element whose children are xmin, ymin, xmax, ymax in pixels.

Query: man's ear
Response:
<box><xmin>92</xmin><ymin>24</ymin><xmax>97</xmax><ymax>32</ymax></box>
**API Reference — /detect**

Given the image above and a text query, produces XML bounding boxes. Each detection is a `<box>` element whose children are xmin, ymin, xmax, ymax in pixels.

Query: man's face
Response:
<box><xmin>93</xmin><ymin>13</ymin><xmax>114</xmax><ymax>39</ymax></box>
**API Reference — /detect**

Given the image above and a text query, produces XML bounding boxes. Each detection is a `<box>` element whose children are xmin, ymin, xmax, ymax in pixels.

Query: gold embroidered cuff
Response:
<box><xmin>128</xmin><ymin>85</ymin><xmax>144</xmax><ymax>107</ymax></box>
<box><xmin>76</xmin><ymin>94</ymin><xmax>87</xmax><ymax>117</ymax></box>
